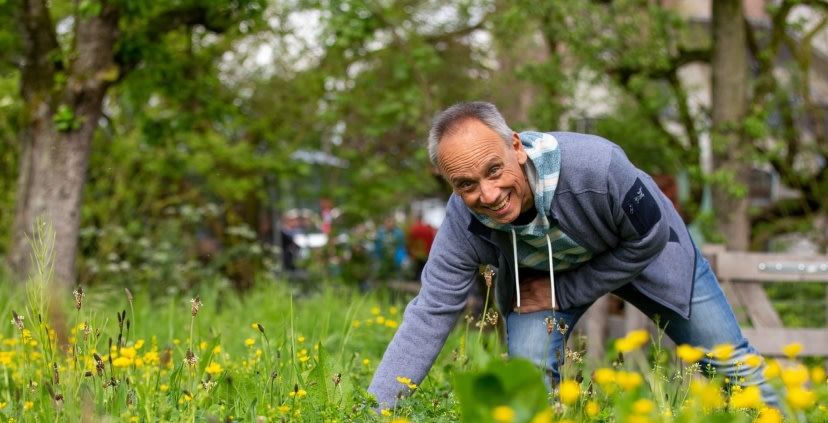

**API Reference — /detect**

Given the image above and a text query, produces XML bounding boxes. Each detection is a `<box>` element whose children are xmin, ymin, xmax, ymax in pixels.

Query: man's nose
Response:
<box><xmin>479</xmin><ymin>180</ymin><xmax>499</xmax><ymax>203</ymax></box>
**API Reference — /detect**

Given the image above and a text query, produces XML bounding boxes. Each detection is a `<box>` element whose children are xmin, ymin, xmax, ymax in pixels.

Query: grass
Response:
<box><xmin>0</xmin><ymin>223</ymin><xmax>826</xmax><ymax>422</ymax></box>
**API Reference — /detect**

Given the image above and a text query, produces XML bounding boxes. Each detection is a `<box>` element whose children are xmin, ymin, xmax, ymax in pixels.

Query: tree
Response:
<box><xmin>4</xmin><ymin>0</ymin><xmax>266</xmax><ymax>287</ymax></box>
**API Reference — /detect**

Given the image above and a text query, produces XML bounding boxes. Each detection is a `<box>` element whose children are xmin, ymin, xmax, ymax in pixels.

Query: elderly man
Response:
<box><xmin>367</xmin><ymin>101</ymin><xmax>779</xmax><ymax>410</ymax></box>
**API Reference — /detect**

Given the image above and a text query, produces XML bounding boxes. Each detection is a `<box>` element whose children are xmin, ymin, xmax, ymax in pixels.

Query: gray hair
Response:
<box><xmin>427</xmin><ymin>101</ymin><xmax>514</xmax><ymax>171</ymax></box>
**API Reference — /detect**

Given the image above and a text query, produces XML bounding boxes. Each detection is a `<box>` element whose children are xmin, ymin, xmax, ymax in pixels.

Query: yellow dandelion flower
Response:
<box><xmin>782</xmin><ymin>342</ymin><xmax>803</xmax><ymax>359</ymax></box>
<box><xmin>690</xmin><ymin>380</ymin><xmax>725</xmax><ymax>410</ymax></box>
<box><xmin>212</xmin><ymin>346</ymin><xmax>221</xmax><ymax>354</ymax></box>
<box><xmin>810</xmin><ymin>366</ymin><xmax>826</xmax><ymax>386</ymax></box>
<box><xmin>396</xmin><ymin>376</ymin><xmax>412</xmax><ymax>385</ymax></box>
<box><xmin>389</xmin><ymin>306</ymin><xmax>398</xmax><ymax>314</ymax></box>
<box><xmin>351</xmin><ymin>320</ymin><xmax>361</xmax><ymax>328</ymax></box>
<box><xmin>0</xmin><ymin>402</ymin><xmax>6</xmax><ymax>409</ymax></box>
<box><xmin>742</xmin><ymin>354</ymin><xmax>763</xmax><ymax>368</ymax></box>
<box><xmin>585</xmin><ymin>400</ymin><xmax>600</xmax><ymax>417</ymax></box>
<box><xmin>385</xmin><ymin>320</ymin><xmax>399</xmax><ymax>329</ymax></box>
<box><xmin>558</xmin><ymin>379</ymin><xmax>580</xmax><ymax>405</ymax></box>
<box><xmin>786</xmin><ymin>386</ymin><xmax>816</xmax><ymax>411</ymax></box>
<box><xmin>710</xmin><ymin>343</ymin><xmax>734</xmax><ymax>361</ymax></box>
<box><xmin>244</xmin><ymin>338</ymin><xmax>255</xmax><ymax>346</ymax></box>
<box><xmin>23</xmin><ymin>401</ymin><xmax>33</xmax><ymax>410</ymax></box>
<box><xmin>205</xmin><ymin>362</ymin><xmax>223</xmax><ymax>375</ymax></box>
<box><xmin>134</xmin><ymin>339</ymin><xmax>145</xmax><ymax>349</ymax></box>
<box><xmin>616</xmin><ymin>371</ymin><xmax>643</xmax><ymax>390</ymax></box>
<box><xmin>755</xmin><ymin>407</ymin><xmax>783</xmax><ymax>423</ymax></box>
<box><xmin>676</xmin><ymin>344</ymin><xmax>705</xmax><ymax>364</ymax></box>
<box><xmin>380</xmin><ymin>409</ymin><xmax>392</xmax><ymax>417</ymax></box>
<box><xmin>160</xmin><ymin>384</ymin><xmax>169</xmax><ymax>392</ymax></box>
<box><xmin>199</xmin><ymin>341</ymin><xmax>207</xmax><ymax>351</ymax></box>
<box><xmin>289</xmin><ymin>389</ymin><xmax>307</xmax><ymax>398</ymax></box>
<box><xmin>633</xmin><ymin>398</ymin><xmax>655</xmax><ymax>414</ymax></box>
<box><xmin>363</xmin><ymin>359</ymin><xmax>370</xmax><ymax>366</ymax></box>
<box><xmin>371</xmin><ymin>307</ymin><xmax>381</xmax><ymax>315</ymax></box>
<box><xmin>251</xmin><ymin>323</ymin><xmax>259</xmax><ymax>329</ymax></box>
<box><xmin>593</xmin><ymin>367</ymin><xmax>616</xmax><ymax>387</ymax></box>
<box><xmin>781</xmin><ymin>364</ymin><xmax>809</xmax><ymax>387</ymax></box>
<box><xmin>492</xmin><ymin>405</ymin><xmax>515</xmax><ymax>423</ymax></box>
<box><xmin>277</xmin><ymin>405</ymin><xmax>290</xmax><ymax>413</ymax></box>
<box><xmin>120</xmin><ymin>347</ymin><xmax>137</xmax><ymax>359</ymax></box>
<box><xmin>376</xmin><ymin>316</ymin><xmax>386</xmax><ymax>325</ymax></box>
<box><xmin>297</xmin><ymin>336</ymin><xmax>305</xmax><ymax>342</ymax></box>
<box><xmin>530</xmin><ymin>408</ymin><xmax>554</xmax><ymax>423</ymax></box>
<box><xmin>112</xmin><ymin>357</ymin><xmax>132</xmax><ymax>368</ymax></box>
<box><xmin>763</xmin><ymin>359</ymin><xmax>782</xmax><ymax>379</ymax></box>
<box><xmin>729</xmin><ymin>385</ymin><xmax>763</xmax><ymax>409</ymax></box>
<box><xmin>391</xmin><ymin>418</ymin><xmax>409</xmax><ymax>423</ymax></box>
<box><xmin>299</xmin><ymin>356</ymin><xmax>310</xmax><ymax>363</ymax></box>
<box><xmin>615</xmin><ymin>329</ymin><xmax>649</xmax><ymax>353</ymax></box>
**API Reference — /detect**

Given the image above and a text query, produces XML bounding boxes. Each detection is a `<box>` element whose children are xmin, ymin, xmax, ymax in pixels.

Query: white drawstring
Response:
<box><xmin>546</xmin><ymin>234</ymin><xmax>556</xmax><ymax>310</ymax></box>
<box><xmin>512</xmin><ymin>229</ymin><xmax>557</xmax><ymax>311</ymax></box>
<box><xmin>511</xmin><ymin>228</ymin><xmax>520</xmax><ymax>309</ymax></box>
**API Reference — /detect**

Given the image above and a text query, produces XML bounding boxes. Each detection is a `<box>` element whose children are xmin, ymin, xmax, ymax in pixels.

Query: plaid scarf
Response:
<box><xmin>472</xmin><ymin>132</ymin><xmax>592</xmax><ymax>271</ymax></box>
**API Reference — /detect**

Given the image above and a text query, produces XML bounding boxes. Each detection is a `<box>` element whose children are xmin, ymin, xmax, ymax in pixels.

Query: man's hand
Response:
<box><xmin>513</xmin><ymin>276</ymin><xmax>557</xmax><ymax>313</ymax></box>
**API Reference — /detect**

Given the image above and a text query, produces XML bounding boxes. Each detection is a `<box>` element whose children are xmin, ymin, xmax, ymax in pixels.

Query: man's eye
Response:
<box><xmin>457</xmin><ymin>181</ymin><xmax>474</xmax><ymax>190</ymax></box>
<box><xmin>488</xmin><ymin>166</ymin><xmax>501</xmax><ymax>176</ymax></box>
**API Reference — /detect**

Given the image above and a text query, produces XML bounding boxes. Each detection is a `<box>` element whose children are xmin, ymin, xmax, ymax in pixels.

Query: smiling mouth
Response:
<box><xmin>488</xmin><ymin>195</ymin><xmax>509</xmax><ymax>212</ymax></box>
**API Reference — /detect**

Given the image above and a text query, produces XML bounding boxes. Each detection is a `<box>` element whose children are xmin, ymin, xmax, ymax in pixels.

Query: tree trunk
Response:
<box><xmin>711</xmin><ymin>0</ymin><xmax>751</xmax><ymax>251</ymax></box>
<box><xmin>9</xmin><ymin>0</ymin><xmax>119</xmax><ymax>287</ymax></box>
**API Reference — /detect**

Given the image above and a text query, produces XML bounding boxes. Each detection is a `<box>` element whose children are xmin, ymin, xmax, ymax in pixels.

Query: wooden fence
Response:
<box><xmin>577</xmin><ymin>244</ymin><xmax>828</xmax><ymax>361</ymax></box>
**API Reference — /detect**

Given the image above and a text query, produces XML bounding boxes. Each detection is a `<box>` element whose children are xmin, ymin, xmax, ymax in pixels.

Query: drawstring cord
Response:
<box><xmin>512</xmin><ymin>229</ymin><xmax>557</xmax><ymax>312</ymax></box>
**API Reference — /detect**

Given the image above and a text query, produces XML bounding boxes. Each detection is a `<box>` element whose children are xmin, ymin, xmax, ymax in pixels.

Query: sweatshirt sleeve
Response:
<box><xmin>554</xmin><ymin>146</ymin><xmax>670</xmax><ymax>309</ymax></box>
<box><xmin>367</xmin><ymin>199</ymin><xmax>487</xmax><ymax>409</ymax></box>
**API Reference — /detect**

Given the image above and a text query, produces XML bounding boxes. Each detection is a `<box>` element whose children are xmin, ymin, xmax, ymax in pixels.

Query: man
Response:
<box><xmin>367</xmin><ymin>101</ymin><xmax>779</xmax><ymax>409</ymax></box>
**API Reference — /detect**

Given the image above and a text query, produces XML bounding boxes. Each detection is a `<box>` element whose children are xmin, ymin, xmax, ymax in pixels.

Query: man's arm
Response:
<box><xmin>367</xmin><ymin>199</ymin><xmax>488</xmax><ymax>408</ymax></box>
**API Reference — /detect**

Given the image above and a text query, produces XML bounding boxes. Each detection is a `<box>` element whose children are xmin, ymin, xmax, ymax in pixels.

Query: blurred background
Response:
<box><xmin>1</xmin><ymin>0</ymin><xmax>827</xmax><ymax>297</ymax></box>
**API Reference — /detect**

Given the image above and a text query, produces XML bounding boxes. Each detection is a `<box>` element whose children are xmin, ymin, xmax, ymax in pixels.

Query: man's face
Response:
<box><xmin>437</xmin><ymin>118</ymin><xmax>534</xmax><ymax>224</ymax></box>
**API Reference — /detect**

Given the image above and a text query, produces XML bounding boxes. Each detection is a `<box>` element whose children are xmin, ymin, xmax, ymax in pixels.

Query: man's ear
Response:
<box><xmin>512</xmin><ymin>132</ymin><xmax>528</xmax><ymax>164</ymax></box>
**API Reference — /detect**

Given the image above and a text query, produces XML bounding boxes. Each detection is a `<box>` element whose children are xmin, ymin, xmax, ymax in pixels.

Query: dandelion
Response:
<box><xmin>396</xmin><ymin>376</ymin><xmax>417</xmax><ymax>390</ymax></box>
<box><xmin>288</xmin><ymin>389</ymin><xmax>307</xmax><ymax>398</ymax></box>
<box><xmin>729</xmin><ymin>385</ymin><xmax>763</xmax><ymax>409</ymax></box>
<box><xmin>743</xmin><ymin>354</ymin><xmax>763</xmax><ymax>368</ymax></box>
<box><xmin>277</xmin><ymin>405</ymin><xmax>290</xmax><ymax>413</ymax></box>
<box><xmin>755</xmin><ymin>407</ymin><xmax>783</xmax><ymax>423</ymax></box>
<box><xmin>811</xmin><ymin>366</ymin><xmax>826</xmax><ymax>385</ymax></box>
<box><xmin>380</xmin><ymin>409</ymin><xmax>392</xmax><ymax>417</ymax></box>
<box><xmin>633</xmin><ymin>398</ymin><xmax>655</xmax><ymax>414</ymax></box>
<box><xmin>763</xmin><ymin>359</ymin><xmax>782</xmax><ymax>379</ymax></box>
<box><xmin>676</xmin><ymin>344</ymin><xmax>705</xmax><ymax>364</ymax></box>
<box><xmin>23</xmin><ymin>401</ymin><xmax>33</xmax><ymax>410</ymax></box>
<box><xmin>371</xmin><ymin>307</ymin><xmax>381</xmax><ymax>316</ymax></box>
<box><xmin>585</xmin><ymin>400</ymin><xmax>600</xmax><ymax>417</ymax></box>
<box><xmin>593</xmin><ymin>367</ymin><xmax>616</xmax><ymax>387</ymax></box>
<box><xmin>690</xmin><ymin>380</ymin><xmax>725</xmax><ymax>410</ymax></box>
<box><xmin>615</xmin><ymin>329</ymin><xmax>649</xmax><ymax>353</ymax></box>
<box><xmin>205</xmin><ymin>362</ymin><xmax>223</xmax><ymax>375</ymax></box>
<box><xmin>492</xmin><ymin>405</ymin><xmax>515</xmax><ymax>423</ymax></box>
<box><xmin>785</xmin><ymin>386</ymin><xmax>816</xmax><ymax>410</ymax></box>
<box><xmin>616</xmin><ymin>371</ymin><xmax>644</xmax><ymax>390</ymax></box>
<box><xmin>558</xmin><ymin>379</ymin><xmax>580</xmax><ymax>405</ymax></box>
<box><xmin>781</xmin><ymin>364</ymin><xmax>809</xmax><ymax>387</ymax></box>
<box><xmin>530</xmin><ymin>408</ymin><xmax>554</xmax><ymax>423</ymax></box>
<box><xmin>244</xmin><ymin>338</ymin><xmax>255</xmax><ymax>346</ymax></box>
<box><xmin>782</xmin><ymin>342</ymin><xmax>803</xmax><ymax>359</ymax></box>
<box><xmin>710</xmin><ymin>343</ymin><xmax>734</xmax><ymax>361</ymax></box>
<box><xmin>363</xmin><ymin>359</ymin><xmax>370</xmax><ymax>366</ymax></box>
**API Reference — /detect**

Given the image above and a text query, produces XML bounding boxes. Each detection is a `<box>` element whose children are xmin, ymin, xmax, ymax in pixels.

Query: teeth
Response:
<box><xmin>490</xmin><ymin>196</ymin><xmax>508</xmax><ymax>211</ymax></box>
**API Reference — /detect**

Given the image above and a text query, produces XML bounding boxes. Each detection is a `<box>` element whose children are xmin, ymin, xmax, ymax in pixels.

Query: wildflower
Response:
<box><xmin>0</xmin><ymin>402</ymin><xmax>6</xmax><ymax>409</ymax></box>
<box><xmin>73</xmin><ymin>286</ymin><xmax>84</xmax><ymax>310</ymax></box>
<box><xmin>389</xmin><ymin>306</ymin><xmax>398</xmax><ymax>314</ymax></box>
<box><xmin>112</xmin><ymin>357</ymin><xmax>132</xmax><ymax>367</ymax></box>
<box><xmin>244</xmin><ymin>338</ymin><xmax>255</xmax><ymax>346</ymax></box>
<box><xmin>558</xmin><ymin>379</ymin><xmax>580</xmax><ymax>405</ymax></box>
<box><xmin>351</xmin><ymin>320</ymin><xmax>361</xmax><ymax>328</ymax></box>
<box><xmin>289</xmin><ymin>389</ymin><xmax>307</xmax><ymax>398</ymax></box>
<box><xmin>380</xmin><ymin>409</ymin><xmax>392</xmax><ymax>417</ymax></box>
<box><xmin>585</xmin><ymin>400</ymin><xmax>600</xmax><ymax>417</ymax></box>
<box><xmin>205</xmin><ymin>362</ymin><xmax>223</xmax><ymax>375</ymax></box>
<box><xmin>690</xmin><ymin>380</ymin><xmax>725</xmax><ymax>410</ymax></box>
<box><xmin>396</xmin><ymin>376</ymin><xmax>417</xmax><ymax>390</ymax></box>
<box><xmin>729</xmin><ymin>385</ymin><xmax>763</xmax><ymax>409</ymax></box>
<box><xmin>785</xmin><ymin>386</ymin><xmax>816</xmax><ymax>410</ymax></box>
<box><xmin>615</xmin><ymin>330</ymin><xmax>649</xmax><ymax>353</ymax></box>
<box><xmin>676</xmin><ymin>344</ymin><xmax>705</xmax><ymax>364</ymax></box>
<box><xmin>811</xmin><ymin>366</ymin><xmax>826</xmax><ymax>385</ymax></box>
<box><xmin>385</xmin><ymin>320</ymin><xmax>399</xmax><ymax>329</ymax></box>
<box><xmin>780</xmin><ymin>364</ymin><xmax>809</xmax><ymax>387</ymax></box>
<box><xmin>633</xmin><ymin>398</ymin><xmax>655</xmax><ymax>414</ymax></box>
<box><xmin>23</xmin><ymin>401</ymin><xmax>33</xmax><ymax>410</ymax></box>
<box><xmin>615</xmin><ymin>371</ymin><xmax>644</xmax><ymax>390</ymax></box>
<box><xmin>742</xmin><ymin>354</ymin><xmax>763</xmax><ymax>368</ymax></box>
<box><xmin>530</xmin><ymin>408</ymin><xmax>554</xmax><ymax>423</ymax></box>
<box><xmin>190</xmin><ymin>296</ymin><xmax>202</xmax><ymax>317</ymax></box>
<box><xmin>710</xmin><ymin>343</ymin><xmax>734</xmax><ymax>361</ymax></box>
<box><xmin>363</xmin><ymin>359</ymin><xmax>370</xmax><ymax>366</ymax></box>
<box><xmin>277</xmin><ymin>405</ymin><xmax>290</xmax><ymax>413</ymax></box>
<box><xmin>297</xmin><ymin>336</ymin><xmax>305</xmax><ymax>342</ymax></box>
<box><xmin>782</xmin><ymin>342</ymin><xmax>803</xmax><ymax>359</ymax></box>
<box><xmin>11</xmin><ymin>310</ymin><xmax>24</xmax><ymax>331</ymax></box>
<box><xmin>492</xmin><ymin>405</ymin><xmax>515</xmax><ymax>423</ymax></box>
<box><xmin>763</xmin><ymin>359</ymin><xmax>781</xmax><ymax>379</ymax></box>
<box><xmin>390</xmin><ymin>419</ymin><xmax>409</xmax><ymax>423</ymax></box>
<box><xmin>184</xmin><ymin>348</ymin><xmax>198</xmax><ymax>367</ymax></box>
<box><xmin>593</xmin><ymin>367</ymin><xmax>616</xmax><ymax>387</ymax></box>
<box><xmin>755</xmin><ymin>407</ymin><xmax>783</xmax><ymax>423</ymax></box>
<box><xmin>371</xmin><ymin>307</ymin><xmax>381</xmax><ymax>316</ymax></box>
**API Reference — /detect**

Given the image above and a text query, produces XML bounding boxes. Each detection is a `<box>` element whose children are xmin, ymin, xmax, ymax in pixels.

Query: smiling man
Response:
<box><xmin>367</xmin><ymin>101</ymin><xmax>779</xmax><ymax>410</ymax></box>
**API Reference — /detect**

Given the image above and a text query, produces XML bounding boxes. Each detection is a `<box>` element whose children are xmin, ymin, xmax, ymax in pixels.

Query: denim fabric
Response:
<box><xmin>506</xmin><ymin>247</ymin><xmax>781</xmax><ymax>408</ymax></box>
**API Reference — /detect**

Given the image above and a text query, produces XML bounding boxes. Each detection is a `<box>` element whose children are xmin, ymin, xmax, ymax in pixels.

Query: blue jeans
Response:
<box><xmin>506</xmin><ymin>247</ymin><xmax>780</xmax><ymax>408</ymax></box>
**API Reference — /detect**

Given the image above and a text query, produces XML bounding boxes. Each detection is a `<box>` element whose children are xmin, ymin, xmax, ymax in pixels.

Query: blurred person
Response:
<box><xmin>367</xmin><ymin>101</ymin><xmax>780</xmax><ymax>410</ymax></box>
<box><xmin>405</xmin><ymin>213</ymin><xmax>436</xmax><ymax>282</ymax></box>
<box><xmin>373</xmin><ymin>215</ymin><xmax>408</xmax><ymax>283</ymax></box>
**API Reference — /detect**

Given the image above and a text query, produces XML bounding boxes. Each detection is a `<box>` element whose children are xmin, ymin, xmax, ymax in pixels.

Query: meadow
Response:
<box><xmin>0</xmin><ymin>231</ymin><xmax>826</xmax><ymax>422</ymax></box>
